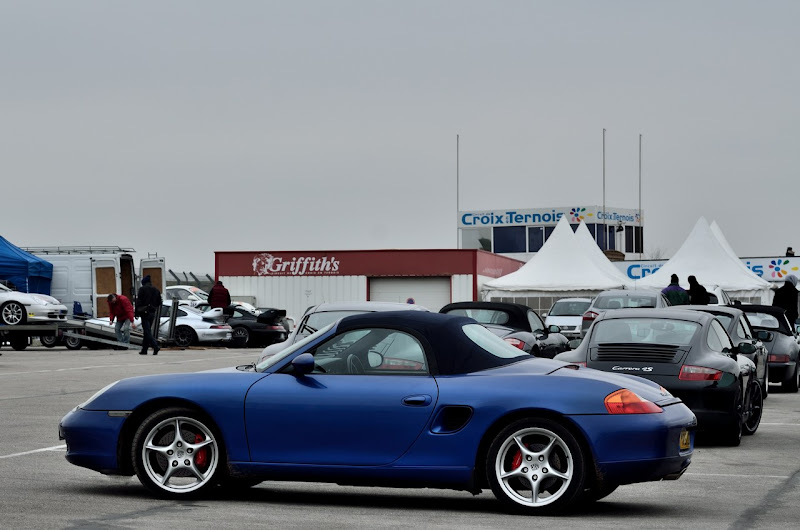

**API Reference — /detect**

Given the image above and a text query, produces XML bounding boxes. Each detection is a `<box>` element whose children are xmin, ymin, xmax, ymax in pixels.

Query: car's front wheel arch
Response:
<box><xmin>117</xmin><ymin>398</ymin><xmax>225</xmax><ymax>477</ymax></box>
<box><xmin>473</xmin><ymin>409</ymin><xmax>597</xmax><ymax>491</ymax></box>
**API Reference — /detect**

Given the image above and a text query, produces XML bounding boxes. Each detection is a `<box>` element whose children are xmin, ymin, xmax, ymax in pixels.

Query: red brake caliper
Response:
<box><xmin>511</xmin><ymin>450</ymin><xmax>523</xmax><ymax>470</ymax></box>
<box><xmin>194</xmin><ymin>433</ymin><xmax>208</xmax><ymax>469</ymax></box>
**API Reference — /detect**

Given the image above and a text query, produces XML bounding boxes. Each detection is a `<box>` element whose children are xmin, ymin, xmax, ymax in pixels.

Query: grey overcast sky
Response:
<box><xmin>2</xmin><ymin>1</ymin><xmax>798</xmax><ymax>273</ymax></box>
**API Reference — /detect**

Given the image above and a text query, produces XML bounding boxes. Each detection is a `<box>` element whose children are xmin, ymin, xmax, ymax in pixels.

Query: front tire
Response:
<box><xmin>486</xmin><ymin>418</ymin><xmax>585</xmax><ymax>514</ymax></box>
<box><xmin>232</xmin><ymin>326</ymin><xmax>250</xmax><ymax>347</ymax></box>
<box><xmin>132</xmin><ymin>407</ymin><xmax>224</xmax><ymax>497</ymax></box>
<box><xmin>1</xmin><ymin>302</ymin><xmax>26</xmax><ymax>326</ymax></box>
<box><xmin>64</xmin><ymin>335</ymin><xmax>82</xmax><ymax>350</ymax></box>
<box><xmin>39</xmin><ymin>335</ymin><xmax>59</xmax><ymax>348</ymax></box>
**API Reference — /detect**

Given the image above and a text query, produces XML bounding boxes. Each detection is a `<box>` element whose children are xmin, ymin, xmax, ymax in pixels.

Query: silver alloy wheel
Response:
<box><xmin>141</xmin><ymin>416</ymin><xmax>219</xmax><ymax>494</ymax></box>
<box><xmin>40</xmin><ymin>335</ymin><xmax>59</xmax><ymax>347</ymax></box>
<box><xmin>494</xmin><ymin>427</ymin><xmax>574</xmax><ymax>507</ymax></box>
<box><xmin>1</xmin><ymin>302</ymin><xmax>25</xmax><ymax>325</ymax></box>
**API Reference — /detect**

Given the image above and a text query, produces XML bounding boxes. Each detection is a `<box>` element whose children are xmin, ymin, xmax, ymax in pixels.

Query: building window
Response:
<box><xmin>461</xmin><ymin>227</ymin><xmax>492</xmax><ymax>251</ymax></box>
<box><xmin>625</xmin><ymin>226</ymin><xmax>634</xmax><ymax>253</ymax></box>
<box><xmin>528</xmin><ymin>227</ymin><xmax>544</xmax><ymax>252</ymax></box>
<box><xmin>493</xmin><ymin>226</ymin><xmax>527</xmax><ymax>253</ymax></box>
<box><xmin>635</xmin><ymin>226</ymin><xmax>644</xmax><ymax>254</ymax></box>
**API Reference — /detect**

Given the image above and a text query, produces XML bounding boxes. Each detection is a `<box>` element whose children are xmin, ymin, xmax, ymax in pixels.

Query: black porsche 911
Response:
<box><xmin>555</xmin><ymin>308</ymin><xmax>762</xmax><ymax>446</ymax></box>
<box><xmin>439</xmin><ymin>302</ymin><xmax>570</xmax><ymax>358</ymax></box>
<box><xmin>736</xmin><ymin>304</ymin><xmax>800</xmax><ymax>393</ymax></box>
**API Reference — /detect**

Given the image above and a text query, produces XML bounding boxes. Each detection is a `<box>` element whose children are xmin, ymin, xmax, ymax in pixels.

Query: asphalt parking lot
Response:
<box><xmin>1</xmin><ymin>345</ymin><xmax>799</xmax><ymax>529</ymax></box>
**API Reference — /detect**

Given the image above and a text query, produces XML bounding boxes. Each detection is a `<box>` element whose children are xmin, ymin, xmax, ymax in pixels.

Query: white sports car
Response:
<box><xmin>0</xmin><ymin>283</ymin><xmax>68</xmax><ymax>326</ymax></box>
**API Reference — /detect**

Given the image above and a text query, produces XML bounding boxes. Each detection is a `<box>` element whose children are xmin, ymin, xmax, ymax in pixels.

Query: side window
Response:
<box><xmin>177</xmin><ymin>309</ymin><xmax>187</xmax><ymax>317</ymax></box>
<box><xmin>233</xmin><ymin>309</ymin><xmax>247</xmax><ymax>318</ymax></box>
<box><xmin>527</xmin><ymin>310</ymin><xmax>544</xmax><ymax>332</ymax></box>
<box><xmin>310</xmin><ymin>328</ymin><xmax>429</xmax><ymax>376</ymax></box>
<box><xmin>707</xmin><ymin>320</ymin><xmax>733</xmax><ymax>352</ymax></box>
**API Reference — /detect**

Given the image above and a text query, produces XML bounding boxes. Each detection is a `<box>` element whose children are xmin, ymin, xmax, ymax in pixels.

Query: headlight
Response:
<box><xmin>79</xmin><ymin>381</ymin><xmax>120</xmax><ymax>409</ymax></box>
<box><xmin>31</xmin><ymin>296</ymin><xmax>49</xmax><ymax>305</ymax></box>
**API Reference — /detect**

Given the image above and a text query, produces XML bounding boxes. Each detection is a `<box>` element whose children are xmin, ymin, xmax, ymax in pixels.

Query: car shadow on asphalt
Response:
<box><xmin>73</xmin><ymin>482</ymin><xmax>684</xmax><ymax>518</ymax></box>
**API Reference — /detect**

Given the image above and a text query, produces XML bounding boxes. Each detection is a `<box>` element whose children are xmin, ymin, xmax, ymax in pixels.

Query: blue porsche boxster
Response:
<box><xmin>60</xmin><ymin>311</ymin><xmax>696</xmax><ymax>514</ymax></box>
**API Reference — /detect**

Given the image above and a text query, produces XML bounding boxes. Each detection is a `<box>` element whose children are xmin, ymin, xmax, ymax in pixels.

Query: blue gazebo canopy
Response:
<box><xmin>0</xmin><ymin>236</ymin><xmax>53</xmax><ymax>294</ymax></box>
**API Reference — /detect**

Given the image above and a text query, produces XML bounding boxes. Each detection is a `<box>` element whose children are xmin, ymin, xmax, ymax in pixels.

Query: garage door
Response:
<box><xmin>368</xmin><ymin>277</ymin><xmax>451</xmax><ymax>312</ymax></box>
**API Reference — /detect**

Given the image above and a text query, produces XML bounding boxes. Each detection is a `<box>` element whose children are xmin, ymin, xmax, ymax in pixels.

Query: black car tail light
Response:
<box><xmin>679</xmin><ymin>365</ymin><xmax>722</xmax><ymax>381</ymax></box>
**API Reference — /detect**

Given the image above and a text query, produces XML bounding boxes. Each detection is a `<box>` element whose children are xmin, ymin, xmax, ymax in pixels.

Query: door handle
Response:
<box><xmin>402</xmin><ymin>394</ymin><xmax>432</xmax><ymax>406</ymax></box>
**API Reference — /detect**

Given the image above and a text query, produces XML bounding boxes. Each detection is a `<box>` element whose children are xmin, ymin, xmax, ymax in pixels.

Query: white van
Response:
<box><xmin>24</xmin><ymin>247</ymin><xmax>166</xmax><ymax>319</ymax></box>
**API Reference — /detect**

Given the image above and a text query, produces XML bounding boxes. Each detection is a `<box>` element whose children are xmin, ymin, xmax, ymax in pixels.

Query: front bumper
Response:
<box><xmin>27</xmin><ymin>303</ymin><xmax>68</xmax><ymax>322</ymax></box>
<box><xmin>59</xmin><ymin>407</ymin><xmax>128</xmax><ymax>474</ymax></box>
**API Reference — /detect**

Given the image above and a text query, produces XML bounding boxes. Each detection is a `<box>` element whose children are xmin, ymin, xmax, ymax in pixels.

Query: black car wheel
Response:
<box><xmin>39</xmin><ymin>335</ymin><xmax>59</xmax><ymax>348</ymax></box>
<box><xmin>132</xmin><ymin>407</ymin><xmax>223</xmax><ymax>497</ymax></box>
<box><xmin>64</xmin><ymin>335</ymin><xmax>82</xmax><ymax>350</ymax></box>
<box><xmin>10</xmin><ymin>334</ymin><xmax>28</xmax><ymax>351</ymax></box>
<box><xmin>487</xmin><ymin>418</ymin><xmax>585</xmax><ymax>514</ymax></box>
<box><xmin>762</xmin><ymin>365</ymin><xmax>768</xmax><ymax>399</ymax></box>
<box><xmin>232</xmin><ymin>326</ymin><xmax>250</xmax><ymax>347</ymax></box>
<box><xmin>743</xmin><ymin>381</ymin><xmax>763</xmax><ymax>436</ymax></box>
<box><xmin>174</xmin><ymin>327</ymin><xmax>198</xmax><ymax>348</ymax></box>
<box><xmin>781</xmin><ymin>362</ymin><xmax>799</xmax><ymax>393</ymax></box>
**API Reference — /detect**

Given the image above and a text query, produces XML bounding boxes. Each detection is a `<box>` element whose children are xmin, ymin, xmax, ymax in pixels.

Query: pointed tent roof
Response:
<box><xmin>484</xmin><ymin>217</ymin><xmax>629</xmax><ymax>292</ymax></box>
<box><xmin>574</xmin><ymin>221</ymin><xmax>634</xmax><ymax>286</ymax></box>
<box><xmin>635</xmin><ymin>218</ymin><xmax>771</xmax><ymax>291</ymax></box>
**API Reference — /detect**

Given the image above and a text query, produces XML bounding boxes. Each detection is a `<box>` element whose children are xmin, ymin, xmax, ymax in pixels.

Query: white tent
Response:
<box><xmin>574</xmin><ymin>221</ymin><xmax>634</xmax><ymax>286</ymax></box>
<box><xmin>635</xmin><ymin>217</ymin><xmax>772</xmax><ymax>303</ymax></box>
<box><xmin>483</xmin><ymin>217</ymin><xmax>631</xmax><ymax>301</ymax></box>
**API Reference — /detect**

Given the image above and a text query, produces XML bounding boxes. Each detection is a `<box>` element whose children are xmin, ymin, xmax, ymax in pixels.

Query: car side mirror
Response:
<box><xmin>291</xmin><ymin>353</ymin><xmax>315</xmax><ymax>376</ymax></box>
<box><xmin>736</xmin><ymin>342</ymin><xmax>756</xmax><ymax>355</ymax></box>
<box><xmin>548</xmin><ymin>325</ymin><xmax>561</xmax><ymax>334</ymax></box>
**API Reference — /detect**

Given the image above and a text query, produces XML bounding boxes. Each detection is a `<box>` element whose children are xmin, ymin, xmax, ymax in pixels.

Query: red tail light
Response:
<box><xmin>679</xmin><ymin>365</ymin><xmax>722</xmax><ymax>381</ymax></box>
<box><xmin>768</xmin><ymin>354</ymin><xmax>790</xmax><ymax>363</ymax></box>
<box><xmin>582</xmin><ymin>311</ymin><xmax>599</xmax><ymax>322</ymax></box>
<box><xmin>504</xmin><ymin>337</ymin><xmax>526</xmax><ymax>350</ymax></box>
<box><xmin>210</xmin><ymin>325</ymin><xmax>232</xmax><ymax>330</ymax></box>
<box><xmin>604</xmin><ymin>389</ymin><xmax>662</xmax><ymax>414</ymax></box>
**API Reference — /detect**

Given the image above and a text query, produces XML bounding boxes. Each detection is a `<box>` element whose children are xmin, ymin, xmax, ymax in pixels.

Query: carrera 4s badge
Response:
<box><xmin>612</xmin><ymin>366</ymin><xmax>654</xmax><ymax>372</ymax></box>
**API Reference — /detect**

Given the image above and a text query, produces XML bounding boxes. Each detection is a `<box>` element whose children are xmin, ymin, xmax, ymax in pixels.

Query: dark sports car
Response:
<box><xmin>556</xmin><ymin>308</ymin><xmax>762</xmax><ymax>445</ymax></box>
<box><xmin>737</xmin><ymin>304</ymin><xmax>800</xmax><ymax>392</ymax></box>
<box><xmin>676</xmin><ymin>305</ymin><xmax>769</xmax><ymax>398</ymax></box>
<box><xmin>227</xmin><ymin>307</ymin><xmax>288</xmax><ymax>348</ymax></box>
<box><xmin>440</xmin><ymin>302</ymin><xmax>570</xmax><ymax>358</ymax></box>
<box><xmin>60</xmin><ymin>311</ymin><xmax>696</xmax><ymax>514</ymax></box>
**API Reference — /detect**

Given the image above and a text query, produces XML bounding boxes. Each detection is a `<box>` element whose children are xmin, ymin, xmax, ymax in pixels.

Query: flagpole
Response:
<box><xmin>638</xmin><ymin>133</ymin><xmax>643</xmax><ymax>260</ymax></box>
<box><xmin>602</xmin><ymin>128</ymin><xmax>607</xmax><ymax>250</ymax></box>
<box><xmin>456</xmin><ymin>134</ymin><xmax>460</xmax><ymax>249</ymax></box>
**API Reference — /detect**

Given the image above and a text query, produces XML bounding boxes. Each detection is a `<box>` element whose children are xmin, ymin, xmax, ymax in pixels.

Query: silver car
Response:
<box><xmin>0</xmin><ymin>282</ymin><xmax>68</xmax><ymax>326</ymax></box>
<box><xmin>580</xmin><ymin>289</ymin><xmax>671</xmax><ymax>338</ymax></box>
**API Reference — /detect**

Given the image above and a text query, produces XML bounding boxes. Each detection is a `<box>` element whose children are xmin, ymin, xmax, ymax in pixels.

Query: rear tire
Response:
<box><xmin>232</xmin><ymin>327</ymin><xmax>250</xmax><ymax>347</ymax></box>
<box><xmin>64</xmin><ymin>335</ymin><xmax>82</xmax><ymax>350</ymax></box>
<box><xmin>174</xmin><ymin>327</ymin><xmax>198</xmax><ymax>348</ymax></box>
<box><xmin>743</xmin><ymin>381</ymin><xmax>763</xmax><ymax>436</ymax></box>
<box><xmin>10</xmin><ymin>335</ymin><xmax>28</xmax><ymax>351</ymax></box>
<box><xmin>486</xmin><ymin>418</ymin><xmax>586</xmax><ymax>514</ymax></box>
<box><xmin>781</xmin><ymin>362</ymin><xmax>799</xmax><ymax>393</ymax></box>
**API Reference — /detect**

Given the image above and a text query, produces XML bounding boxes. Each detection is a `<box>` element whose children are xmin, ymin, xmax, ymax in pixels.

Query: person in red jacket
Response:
<box><xmin>107</xmin><ymin>293</ymin><xmax>136</xmax><ymax>346</ymax></box>
<box><xmin>208</xmin><ymin>280</ymin><xmax>231</xmax><ymax>309</ymax></box>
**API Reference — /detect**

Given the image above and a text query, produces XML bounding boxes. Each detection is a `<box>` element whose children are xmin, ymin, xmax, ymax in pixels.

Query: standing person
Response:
<box><xmin>661</xmin><ymin>274</ymin><xmax>689</xmax><ymax>306</ymax></box>
<box><xmin>772</xmin><ymin>274</ymin><xmax>799</xmax><ymax>327</ymax></box>
<box><xmin>787</xmin><ymin>247</ymin><xmax>795</xmax><ymax>257</ymax></box>
<box><xmin>107</xmin><ymin>293</ymin><xmax>136</xmax><ymax>347</ymax></box>
<box><xmin>208</xmin><ymin>280</ymin><xmax>231</xmax><ymax>309</ymax></box>
<box><xmin>136</xmin><ymin>275</ymin><xmax>162</xmax><ymax>355</ymax></box>
<box><xmin>687</xmin><ymin>275</ymin><xmax>710</xmax><ymax>305</ymax></box>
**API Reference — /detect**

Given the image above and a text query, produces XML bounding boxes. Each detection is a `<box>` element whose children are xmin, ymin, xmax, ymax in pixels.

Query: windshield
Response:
<box><xmin>257</xmin><ymin>322</ymin><xmax>336</xmax><ymax>371</ymax></box>
<box><xmin>300</xmin><ymin>311</ymin><xmax>369</xmax><ymax>338</ymax></box>
<box><xmin>462</xmin><ymin>323</ymin><xmax>530</xmax><ymax>359</ymax></box>
<box><xmin>746</xmin><ymin>312</ymin><xmax>781</xmax><ymax>329</ymax></box>
<box><xmin>595</xmin><ymin>294</ymin><xmax>657</xmax><ymax>309</ymax></box>
<box><xmin>549</xmin><ymin>300</ymin><xmax>591</xmax><ymax>316</ymax></box>
<box><xmin>592</xmin><ymin>318</ymin><xmax>700</xmax><ymax>346</ymax></box>
<box><xmin>445</xmin><ymin>309</ymin><xmax>510</xmax><ymax>326</ymax></box>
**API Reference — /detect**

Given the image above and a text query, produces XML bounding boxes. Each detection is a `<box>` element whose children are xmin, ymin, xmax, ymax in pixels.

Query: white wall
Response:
<box><xmin>451</xmin><ymin>274</ymin><xmax>474</xmax><ymax>303</ymax></box>
<box><xmin>220</xmin><ymin>275</ymin><xmax>367</xmax><ymax>320</ymax></box>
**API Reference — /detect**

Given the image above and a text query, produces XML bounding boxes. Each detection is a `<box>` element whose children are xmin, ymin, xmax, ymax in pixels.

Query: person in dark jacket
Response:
<box><xmin>136</xmin><ymin>275</ymin><xmax>162</xmax><ymax>355</ymax></box>
<box><xmin>107</xmin><ymin>293</ymin><xmax>136</xmax><ymax>346</ymax></box>
<box><xmin>772</xmin><ymin>274</ymin><xmax>799</xmax><ymax>327</ymax></box>
<box><xmin>662</xmin><ymin>274</ymin><xmax>689</xmax><ymax>305</ymax></box>
<box><xmin>687</xmin><ymin>275</ymin><xmax>710</xmax><ymax>305</ymax></box>
<box><xmin>208</xmin><ymin>280</ymin><xmax>231</xmax><ymax>309</ymax></box>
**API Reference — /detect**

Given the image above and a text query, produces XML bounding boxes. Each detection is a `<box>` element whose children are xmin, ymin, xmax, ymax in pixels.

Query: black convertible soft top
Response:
<box><xmin>336</xmin><ymin>311</ymin><xmax>529</xmax><ymax>375</ymax></box>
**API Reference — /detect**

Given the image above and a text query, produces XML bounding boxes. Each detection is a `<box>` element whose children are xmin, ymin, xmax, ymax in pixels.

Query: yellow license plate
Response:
<box><xmin>679</xmin><ymin>430</ymin><xmax>690</xmax><ymax>450</ymax></box>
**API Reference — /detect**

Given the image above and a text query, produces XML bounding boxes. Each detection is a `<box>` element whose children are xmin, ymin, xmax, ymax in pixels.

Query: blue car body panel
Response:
<box><xmin>60</xmin><ymin>311</ymin><xmax>696</xmax><ymax>491</ymax></box>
